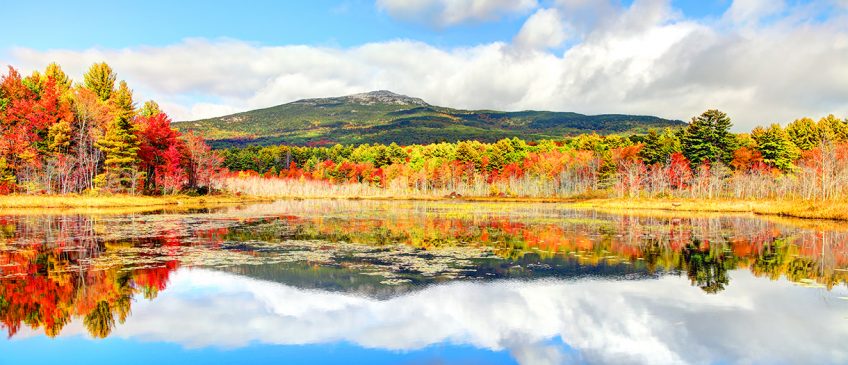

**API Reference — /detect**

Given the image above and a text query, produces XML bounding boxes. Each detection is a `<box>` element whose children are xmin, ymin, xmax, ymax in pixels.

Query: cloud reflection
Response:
<box><xmin>31</xmin><ymin>269</ymin><xmax>848</xmax><ymax>365</ymax></box>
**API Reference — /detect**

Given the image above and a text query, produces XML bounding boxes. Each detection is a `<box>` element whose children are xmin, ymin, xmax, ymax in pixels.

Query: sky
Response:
<box><xmin>1</xmin><ymin>0</ymin><xmax>847</xmax><ymax>130</ymax></box>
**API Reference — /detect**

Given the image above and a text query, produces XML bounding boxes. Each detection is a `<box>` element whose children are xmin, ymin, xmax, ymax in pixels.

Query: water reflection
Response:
<box><xmin>10</xmin><ymin>268</ymin><xmax>847</xmax><ymax>365</ymax></box>
<box><xmin>1</xmin><ymin>200</ymin><xmax>847</xmax><ymax>363</ymax></box>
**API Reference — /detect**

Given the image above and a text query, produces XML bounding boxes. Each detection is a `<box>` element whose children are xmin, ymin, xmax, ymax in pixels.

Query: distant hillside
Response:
<box><xmin>176</xmin><ymin>90</ymin><xmax>685</xmax><ymax>148</ymax></box>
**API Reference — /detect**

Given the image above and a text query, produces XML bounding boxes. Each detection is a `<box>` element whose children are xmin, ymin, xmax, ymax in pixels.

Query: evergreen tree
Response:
<box><xmin>96</xmin><ymin>80</ymin><xmax>140</xmax><ymax>191</ymax></box>
<box><xmin>640</xmin><ymin>128</ymin><xmax>682</xmax><ymax>165</ymax></box>
<box><xmin>818</xmin><ymin>114</ymin><xmax>848</xmax><ymax>143</ymax></box>
<box><xmin>44</xmin><ymin>63</ymin><xmax>71</xmax><ymax>93</ymax></box>
<box><xmin>83</xmin><ymin>63</ymin><xmax>116</xmax><ymax>101</ymax></box>
<box><xmin>786</xmin><ymin>117</ymin><xmax>819</xmax><ymax>150</ymax></box>
<box><xmin>47</xmin><ymin>120</ymin><xmax>72</xmax><ymax>154</ymax></box>
<box><xmin>455</xmin><ymin>141</ymin><xmax>482</xmax><ymax>165</ymax></box>
<box><xmin>752</xmin><ymin>124</ymin><xmax>799</xmax><ymax>172</ymax></box>
<box><xmin>640</xmin><ymin>129</ymin><xmax>663</xmax><ymax>165</ymax></box>
<box><xmin>682</xmin><ymin>109</ymin><xmax>736</xmax><ymax>165</ymax></box>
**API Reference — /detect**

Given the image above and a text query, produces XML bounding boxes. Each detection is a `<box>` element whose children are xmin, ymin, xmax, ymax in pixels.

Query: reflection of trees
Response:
<box><xmin>752</xmin><ymin>238</ymin><xmax>786</xmax><ymax>281</ymax></box>
<box><xmin>84</xmin><ymin>301</ymin><xmax>116</xmax><ymax>339</ymax></box>
<box><xmin>0</xmin><ymin>215</ymin><xmax>179</xmax><ymax>339</ymax></box>
<box><xmin>2</xmin><ymin>205</ymin><xmax>848</xmax><ymax>339</ymax></box>
<box><xmin>681</xmin><ymin>241</ymin><xmax>732</xmax><ymax>294</ymax></box>
<box><xmin>226</xmin><ymin>208</ymin><xmax>848</xmax><ymax>294</ymax></box>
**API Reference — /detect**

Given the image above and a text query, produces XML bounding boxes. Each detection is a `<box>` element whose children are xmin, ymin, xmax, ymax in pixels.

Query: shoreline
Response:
<box><xmin>1</xmin><ymin>194</ymin><xmax>846</xmax><ymax>221</ymax></box>
<box><xmin>568</xmin><ymin>198</ymin><xmax>848</xmax><ymax>221</ymax></box>
<box><xmin>0</xmin><ymin>194</ymin><xmax>271</xmax><ymax>209</ymax></box>
<box><xmin>249</xmin><ymin>195</ymin><xmax>848</xmax><ymax>221</ymax></box>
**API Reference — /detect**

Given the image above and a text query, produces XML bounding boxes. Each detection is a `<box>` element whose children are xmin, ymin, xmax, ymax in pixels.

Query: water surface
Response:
<box><xmin>1</xmin><ymin>200</ymin><xmax>846</xmax><ymax>364</ymax></box>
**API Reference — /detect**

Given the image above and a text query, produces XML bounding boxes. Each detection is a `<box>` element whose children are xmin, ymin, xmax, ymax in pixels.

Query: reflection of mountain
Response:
<box><xmin>218</xmin><ymin>252</ymin><xmax>655</xmax><ymax>299</ymax></box>
<box><xmin>220</xmin><ymin>202</ymin><xmax>848</xmax><ymax>292</ymax></box>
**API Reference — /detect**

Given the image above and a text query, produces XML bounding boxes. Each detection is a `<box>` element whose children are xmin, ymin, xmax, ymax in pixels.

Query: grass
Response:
<box><xmin>0</xmin><ymin>194</ymin><xmax>269</xmax><ymax>209</ymax></box>
<box><xmin>569</xmin><ymin>197</ymin><xmax>848</xmax><ymax>221</ymax></box>
<box><xmin>3</xmin><ymin>192</ymin><xmax>847</xmax><ymax>222</ymax></box>
<box><xmin>249</xmin><ymin>194</ymin><xmax>848</xmax><ymax>221</ymax></box>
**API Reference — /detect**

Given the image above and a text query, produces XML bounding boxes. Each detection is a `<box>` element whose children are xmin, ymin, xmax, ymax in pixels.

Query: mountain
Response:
<box><xmin>176</xmin><ymin>90</ymin><xmax>686</xmax><ymax>148</ymax></box>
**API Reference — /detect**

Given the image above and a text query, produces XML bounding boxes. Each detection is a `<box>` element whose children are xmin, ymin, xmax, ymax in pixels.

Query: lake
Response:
<box><xmin>0</xmin><ymin>200</ymin><xmax>846</xmax><ymax>365</ymax></box>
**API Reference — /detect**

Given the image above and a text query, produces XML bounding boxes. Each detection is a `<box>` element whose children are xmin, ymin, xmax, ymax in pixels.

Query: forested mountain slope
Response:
<box><xmin>177</xmin><ymin>90</ymin><xmax>685</xmax><ymax>148</ymax></box>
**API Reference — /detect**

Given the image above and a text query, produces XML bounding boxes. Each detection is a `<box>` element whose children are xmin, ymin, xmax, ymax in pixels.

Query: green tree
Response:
<box><xmin>83</xmin><ymin>301</ymin><xmax>115</xmax><ymax>339</ymax></box>
<box><xmin>785</xmin><ymin>117</ymin><xmax>820</xmax><ymax>151</ymax></box>
<box><xmin>139</xmin><ymin>100</ymin><xmax>162</xmax><ymax>117</ymax></box>
<box><xmin>752</xmin><ymin>124</ymin><xmax>800</xmax><ymax>172</ymax></box>
<box><xmin>111</xmin><ymin>81</ymin><xmax>134</xmax><ymax>120</ymax></box>
<box><xmin>734</xmin><ymin>133</ymin><xmax>756</xmax><ymax>149</ymax></box>
<box><xmin>818</xmin><ymin>114</ymin><xmax>848</xmax><ymax>143</ymax></box>
<box><xmin>683</xmin><ymin>241</ymin><xmax>731</xmax><ymax>294</ymax></box>
<box><xmin>47</xmin><ymin>120</ymin><xmax>73</xmax><ymax>153</ymax></box>
<box><xmin>83</xmin><ymin>62</ymin><xmax>116</xmax><ymax>101</ymax></box>
<box><xmin>682</xmin><ymin>109</ymin><xmax>736</xmax><ymax>164</ymax></box>
<box><xmin>570</xmin><ymin>133</ymin><xmax>606</xmax><ymax>152</ymax></box>
<box><xmin>44</xmin><ymin>62</ymin><xmax>71</xmax><ymax>93</ymax></box>
<box><xmin>96</xmin><ymin>80</ymin><xmax>140</xmax><ymax>191</ymax></box>
<box><xmin>455</xmin><ymin>141</ymin><xmax>482</xmax><ymax>166</ymax></box>
<box><xmin>640</xmin><ymin>128</ymin><xmax>682</xmax><ymax>165</ymax></box>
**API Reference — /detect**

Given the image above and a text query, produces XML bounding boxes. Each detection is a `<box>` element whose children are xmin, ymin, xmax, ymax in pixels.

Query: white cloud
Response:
<box><xmin>376</xmin><ymin>0</ymin><xmax>538</xmax><ymax>26</ymax></box>
<box><xmin>724</xmin><ymin>0</ymin><xmax>786</xmax><ymax>25</ymax></box>
<box><xmin>514</xmin><ymin>8</ymin><xmax>569</xmax><ymax>50</ymax></box>
<box><xmin>4</xmin><ymin>0</ymin><xmax>848</xmax><ymax>130</ymax></box>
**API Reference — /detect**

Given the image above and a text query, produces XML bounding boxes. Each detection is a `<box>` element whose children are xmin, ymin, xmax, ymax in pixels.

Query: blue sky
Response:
<box><xmin>3</xmin><ymin>1</ymin><xmax>733</xmax><ymax>50</ymax></box>
<box><xmin>1</xmin><ymin>0</ymin><xmax>846</xmax><ymax>129</ymax></box>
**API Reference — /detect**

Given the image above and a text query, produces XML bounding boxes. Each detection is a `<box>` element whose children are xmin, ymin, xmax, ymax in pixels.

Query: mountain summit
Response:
<box><xmin>178</xmin><ymin>91</ymin><xmax>684</xmax><ymax>148</ymax></box>
<box><xmin>294</xmin><ymin>90</ymin><xmax>429</xmax><ymax>107</ymax></box>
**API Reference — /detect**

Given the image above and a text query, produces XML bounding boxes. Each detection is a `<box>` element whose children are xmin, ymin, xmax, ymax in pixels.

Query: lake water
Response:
<box><xmin>1</xmin><ymin>200</ymin><xmax>846</xmax><ymax>365</ymax></box>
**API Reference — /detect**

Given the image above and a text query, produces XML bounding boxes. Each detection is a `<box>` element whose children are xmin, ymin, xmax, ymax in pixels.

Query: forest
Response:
<box><xmin>220</xmin><ymin>110</ymin><xmax>848</xmax><ymax>201</ymax></box>
<box><xmin>0</xmin><ymin>63</ymin><xmax>220</xmax><ymax>195</ymax></box>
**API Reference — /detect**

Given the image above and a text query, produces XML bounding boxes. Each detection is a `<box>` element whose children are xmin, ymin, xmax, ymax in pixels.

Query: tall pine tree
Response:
<box><xmin>640</xmin><ymin>128</ymin><xmax>682</xmax><ymax>165</ymax></box>
<box><xmin>818</xmin><ymin>114</ymin><xmax>848</xmax><ymax>143</ymax></box>
<box><xmin>83</xmin><ymin>63</ymin><xmax>116</xmax><ymax>102</ymax></box>
<box><xmin>682</xmin><ymin>109</ymin><xmax>736</xmax><ymax>165</ymax></box>
<box><xmin>786</xmin><ymin>117</ymin><xmax>819</xmax><ymax>150</ymax></box>
<box><xmin>96</xmin><ymin>80</ymin><xmax>140</xmax><ymax>192</ymax></box>
<box><xmin>752</xmin><ymin>124</ymin><xmax>799</xmax><ymax>172</ymax></box>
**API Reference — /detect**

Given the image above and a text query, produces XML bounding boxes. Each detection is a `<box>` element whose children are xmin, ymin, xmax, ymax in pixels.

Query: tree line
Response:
<box><xmin>0</xmin><ymin>63</ymin><xmax>220</xmax><ymax>195</ymax></box>
<box><xmin>221</xmin><ymin>109</ymin><xmax>848</xmax><ymax>200</ymax></box>
<box><xmin>3</xmin><ymin>61</ymin><xmax>847</xmax><ymax>200</ymax></box>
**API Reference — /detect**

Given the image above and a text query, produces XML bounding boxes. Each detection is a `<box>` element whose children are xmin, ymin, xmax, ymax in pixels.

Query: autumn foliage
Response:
<box><xmin>2</xmin><ymin>62</ymin><xmax>847</xmax><ymax>201</ymax></box>
<box><xmin>0</xmin><ymin>63</ymin><xmax>221</xmax><ymax>195</ymax></box>
<box><xmin>220</xmin><ymin>118</ymin><xmax>848</xmax><ymax>201</ymax></box>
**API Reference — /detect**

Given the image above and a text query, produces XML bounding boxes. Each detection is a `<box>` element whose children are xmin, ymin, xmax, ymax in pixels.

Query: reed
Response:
<box><xmin>220</xmin><ymin>176</ymin><xmax>848</xmax><ymax>221</ymax></box>
<box><xmin>0</xmin><ymin>194</ymin><xmax>267</xmax><ymax>208</ymax></box>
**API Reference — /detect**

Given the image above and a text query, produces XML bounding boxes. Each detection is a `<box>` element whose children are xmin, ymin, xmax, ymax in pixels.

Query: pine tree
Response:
<box><xmin>640</xmin><ymin>128</ymin><xmax>682</xmax><ymax>165</ymax></box>
<box><xmin>640</xmin><ymin>129</ymin><xmax>663</xmax><ymax>165</ymax></box>
<box><xmin>752</xmin><ymin>124</ymin><xmax>799</xmax><ymax>172</ymax></box>
<box><xmin>83</xmin><ymin>63</ymin><xmax>116</xmax><ymax>102</ymax></box>
<box><xmin>95</xmin><ymin>80</ymin><xmax>140</xmax><ymax>192</ymax></box>
<box><xmin>818</xmin><ymin>114</ymin><xmax>848</xmax><ymax>143</ymax></box>
<box><xmin>44</xmin><ymin>63</ymin><xmax>71</xmax><ymax>93</ymax></box>
<box><xmin>682</xmin><ymin>109</ymin><xmax>736</xmax><ymax>165</ymax></box>
<box><xmin>786</xmin><ymin>117</ymin><xmax>819</xmax><ymax>150</ymax></box>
